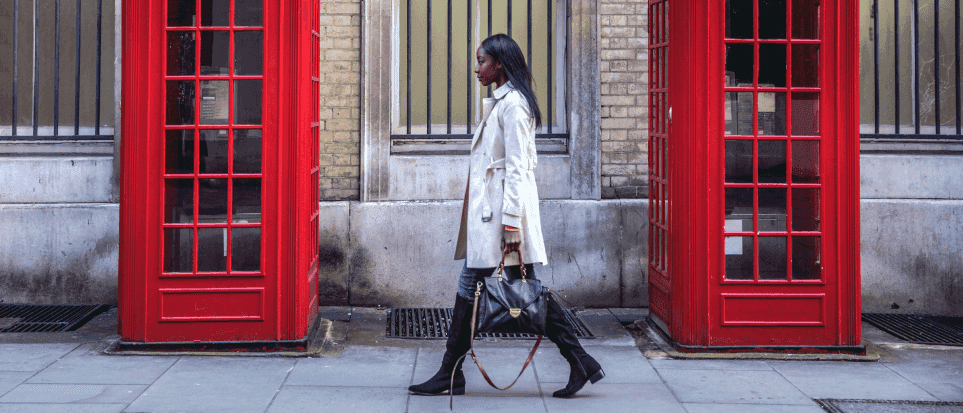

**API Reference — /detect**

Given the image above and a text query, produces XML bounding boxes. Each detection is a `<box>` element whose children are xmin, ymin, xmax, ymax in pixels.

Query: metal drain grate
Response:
<box><xmin>816</xmin><ymin>399</ymin><xmax>963</xmax><ymax>413</ymax></box>
<box><xmin>0</xmin><ymin>304</ymin><xmax>111</xmax><ymax>333</ymax></box>
<box><xmin>385</xmin><ymin>307</ymin><xmax>595</xmax><ymax>339</ymax></box>
<box><xmin>862</xmin><ymin>313</ymin><xmax>963</xmax><ymax>346</ymax></box>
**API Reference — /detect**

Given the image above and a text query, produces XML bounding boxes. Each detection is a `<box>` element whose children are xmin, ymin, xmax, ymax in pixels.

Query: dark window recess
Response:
<box><xmin>385</xmin><ymin>307</ymin><xmax>594</xmax><ymax>339</ymax></box>
<box><xmin>0</xmin><ymin>304</ymin><xmax>111</xmax><ymax>333</ymax></box>
<box><xmin>862</xmin><ymin>313</ymin><xmax>963</xmax><ymax>346</ymax></box>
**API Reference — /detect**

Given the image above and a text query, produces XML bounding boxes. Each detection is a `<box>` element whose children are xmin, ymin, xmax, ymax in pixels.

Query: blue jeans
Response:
<box><xmin>456</xmin><ymin>262</ymin><xmax>537</xmax><ymax>300</ymax></box>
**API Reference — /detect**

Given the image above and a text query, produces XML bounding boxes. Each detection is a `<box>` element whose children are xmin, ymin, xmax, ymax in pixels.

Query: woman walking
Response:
<box><xmin>408</xmin><ymin>34</ymin><xmax>604</xmax><ymax>399</ymax></box>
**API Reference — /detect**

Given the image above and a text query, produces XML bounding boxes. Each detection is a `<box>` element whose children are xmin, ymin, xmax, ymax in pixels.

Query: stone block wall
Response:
<box><xmin>318</xmin><ymin>0</ymin><xmax>363</xmax><ymax>201</ymax></box>
<box><xmin>598</xmin><ymin>0</ymin><xmax>649</xmax><ymax>199</ymax></box>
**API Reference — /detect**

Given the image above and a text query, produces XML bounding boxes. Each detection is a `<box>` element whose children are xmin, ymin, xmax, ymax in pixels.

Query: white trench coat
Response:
<box><xmin>454</xmin><ymin>82</ymin><xmax>548</xmax><ymax>268</ymax></box>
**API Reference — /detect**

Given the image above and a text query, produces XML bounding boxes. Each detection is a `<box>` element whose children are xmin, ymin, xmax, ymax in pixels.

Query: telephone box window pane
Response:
<box><xmin>725</xmin><ymin>188</ymin><xmax>754</xmax><ymax>232</ymax></box>
<box><xmin>758</xmin><ymin>0</ymin><xmax>786</xmax><ymax>39</ymax></box>
<box><xmin>758</xmin><ymin>92</ymin><xmax>786</xmax><ymax>135</ymax></box>
<box><xmin>232</xmin><ymin>227</ymin><xmax>261</xmax><ymax>272</ymax></box>
<box><xmin>198</xmin><ymin>178</ymin><xmax>228</xmax><ymax>222</ymax></box>
<box><xmin>759</xmin><ymin>188</ymin><xmax>787</xmax><ymax>231</ymax></box>
<box><xmin>758</xmin><ymin>140</ymin><xmax>786</xmax><ymax>182</ymax></box>
<box><xmin>791</xmin><ymin>44</ymin><xmax>820</xmax><ymax>88</ymax></box>
<box><xmin>233</xmin><ymin>129</ymin><xmax>262</xmax><ymax>173</ymax></box>
<box><xmin>200</xmin><ymin>31</ymin><xmax>230</xmax><ymax>76</ymax></box>
<box><xmin>791</xmin><ymin>1</ymin><xmax>820</xmax><ymax>39</ymax></box>
<box><xmin>166</xmin><ymin>81</ymin><xmax>196</xmax><ymax>125</ymax></box>
<box><xmin>164</xmin><ymin>228</ymin><xmax>194</xmax><ymax>273</ymax></box>
<box><xmin>235</xmin><ymin>31</ymin><xmax>263</xmax><ymax>76</ymax></box>
<box><xmin>197</xmin><ymin>228</ymin><xmax>227</xmax><ymax>272</ymax></box>
<box><xmin>725</xmin><ymin>0</ymin><xmax>753</xmax><ymax>39</ymax></box>
<box><xmin>759</xmin><ymin>236</ymin><xmax>787</xmax><ymax>280</ymax></box>
<box><xmin>725</xmin><ymin>236</ymin><xmax>754</xmax><ymax>280</ymax></box>
<box><xmin>165</xmin><ymin>179</ymin><xmax>194</xmax><ymax>223</ymax></box>
<box><xmin>235</xmin><ymin>0</ymin><xmax>263</xmax><ymax>27</ymax></box>
<box><xmin>201</xmin><ymin>0</ymin><xmax>230</xmax><ymax>27</ymax></box>
<box><xmin>759</xmin><ymin>44</ymin><xmax>787</xmax><ymax>87</ymax></box>
<box><xmin>725</xmin><ymin>44</ymin><xmax>754</xmax><ymax>86</ymax></box>
<box><xmin>791</xmin><ymin>92</ymin><xmax>820</xmax><ymax>135</ymax></box>
<box><xmin>792</xmin><ymin>188</ymin><xmax>820</xmax><ymax>231</ymax></box>
<box><xmin>791</xmin><ymin>140</ymin><xmax>820</xmax><ymax>183</ymax></box>
<box><xmin>199</xmin><ymin>130</ymin><xmax>229</xmax><ymax>174</ymax></box>
<box><xmin>168</xmin><ymin>0</ymin><xmax>196</xmax><ymax>27</ymax></box>
<box><xmin>167</xmin><ymin>32</ymin><xmax>196</xmax><ymax>76</ymax></box>
<box><xmin>235</xmin><ymin>80</ymin><xmax>263</xmax><ymax>124</ymax></box>
<box><xmin>792</xmin><ymin>237</ymin><xmax>821</xmax><ymax>280</ymax></box>
<box><xmin>233</xmin><ymin>178</ymin><xmax>261</xmax><ymax>223</ymax></box>
<box><xmin>725</xmin><ymin>92</ymin><xmax>753</xmax><ymax>135</ymax></box>
<box><xmin>200</xmin><ymin>81</ymin><xmax>230</xmax><ymax>124</ymax></box>
<box><xmin>165</xmin><ymin>130</ymin><xmax>195</xmax><ymax>174</ymax></box>
<box><xmin>725</xmin><ymin>140</ymin><xmax>753</xmax><ymax>183</ymax></box>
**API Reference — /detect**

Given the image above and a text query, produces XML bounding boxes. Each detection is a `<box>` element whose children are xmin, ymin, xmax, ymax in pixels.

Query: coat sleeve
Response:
<box><xmin>500</xmin><ymin>96</ymin><xmax>534</xmax><ymax>228</ymax></box>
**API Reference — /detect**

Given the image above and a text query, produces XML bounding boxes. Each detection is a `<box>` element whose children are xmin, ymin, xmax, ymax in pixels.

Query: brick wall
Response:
<box><xmin>599</xmin><ymin>1</ymin><xmax>649</xmax><ymax>199</ymax></box>
<box><xmin>318</xmin><ymin>0</ymin><xmax>362</xmax><ymax>201</ymax></box>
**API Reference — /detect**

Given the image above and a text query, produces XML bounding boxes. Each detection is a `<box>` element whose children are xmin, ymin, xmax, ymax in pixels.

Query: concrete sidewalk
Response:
<box><xmin>0</xmin><ymin>307</ymin><xmax>961</xmax><ymax>412</ymax></box>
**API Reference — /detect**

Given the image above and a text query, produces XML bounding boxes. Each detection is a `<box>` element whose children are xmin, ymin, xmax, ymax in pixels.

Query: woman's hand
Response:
<box><xmin>502</xmin><ymin>225</ymin><xmax>521</xmax><ymax>252</ymax></box>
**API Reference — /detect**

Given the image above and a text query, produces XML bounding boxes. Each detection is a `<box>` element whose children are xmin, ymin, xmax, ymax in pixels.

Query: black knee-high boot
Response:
<box><xmin>408</xmin><ymin>294</ymin><xmax>474</xmax><ymax>395</ymax></box>
<box><xmin>545</xmin><ymin>295</ymin><xmax>604</xmax><ymax>398</ymax></box>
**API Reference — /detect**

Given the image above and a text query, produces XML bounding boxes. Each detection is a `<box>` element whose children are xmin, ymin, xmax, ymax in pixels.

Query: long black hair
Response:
<box><xmin>481</xmin><ymin>34</ymin><xmax>542</xmax><ymax>128</ymax></box>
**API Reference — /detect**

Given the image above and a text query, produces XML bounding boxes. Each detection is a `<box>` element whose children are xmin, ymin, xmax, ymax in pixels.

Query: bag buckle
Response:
<box><xmin>509</xmin><ymin>308</ymin><xmax>522</xmax><ymax>318</ymax></box>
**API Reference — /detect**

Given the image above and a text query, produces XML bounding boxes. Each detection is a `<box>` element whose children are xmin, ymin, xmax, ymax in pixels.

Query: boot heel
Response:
<box><xmin>588</xmin><ymin>369</ymin><xmax>605</xmax><ymax>384</ymax></box>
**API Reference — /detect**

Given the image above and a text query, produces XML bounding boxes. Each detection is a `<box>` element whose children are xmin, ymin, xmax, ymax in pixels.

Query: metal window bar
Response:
<box><xmin>2</xmin><ymin>0</ymin><xmax>114</xmax><ymax>140</ymax></box>
<box><xmin>863</xmin><ymin>0</ymin><xmax>963</xmax><ymax>140</ymax></box>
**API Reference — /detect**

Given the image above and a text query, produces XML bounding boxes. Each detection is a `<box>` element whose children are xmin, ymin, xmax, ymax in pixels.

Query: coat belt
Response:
<box><xmin>481</xmin><ymin>157</ymin><xmax>535</xmax><ymax>222</ymax></box>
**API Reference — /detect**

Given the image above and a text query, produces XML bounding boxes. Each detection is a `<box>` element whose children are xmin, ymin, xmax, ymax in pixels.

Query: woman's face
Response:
<box><xmin>475</xmin><ymin>46</ymin><xmax>504</xmax><ymax>87</ymax></box>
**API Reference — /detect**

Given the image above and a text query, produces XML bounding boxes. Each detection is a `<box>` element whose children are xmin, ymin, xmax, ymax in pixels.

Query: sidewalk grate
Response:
<box><xmin>862</xmin><ymin>313</ymin><xmax>963</xmax><ymax>346</ymax></box>
<box><xmin>0</xmin><ymin>304</ymin><xmax>111</xmax><ymax>333</ymax></box>
<box><xmin>385</xmin><ymin>307</ymin><xmax>595</xmax><ymax>340</ymax></box>
<box><xmin>816</xmin><ymin>399</ymin><xmax>963</xmax><ymax>413</ymax></box>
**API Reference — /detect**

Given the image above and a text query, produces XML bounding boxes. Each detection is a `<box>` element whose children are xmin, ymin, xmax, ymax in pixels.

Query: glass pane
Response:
<box><xmin>791</xmin><ymin>44</ymin><xmax>819</xmax><ymax>88</ymax></box>
<box><xmin>164</xmin><ymin>228</ymin><xmax>193</xmax><ymax>273</ymax></box>
<box><xmin>233</xmin><ymin>178</ymin><xmax>261</xmax><ymax>223</ymax></box>
<box><xmin>725</xmin><ymin>140</ymin><xmax>753</xmax><ymax>183</ymax></box>
<box><xmin>792</xmin><ymin>188</ymin><xmax>820</xmax><ymax>231</ymax></box>
<box><xmin>198</xmin><ymin>178</ymin><xmax>228</xmax><ymax>222</ymax></box>
<box><xmin>758</xmin><ymin>92</ymin><xmax>787</xmax><ymax>135</ymax></box>
<box><xmin>235</xmin><ymin>80</ymin><xmax>263</xmax><ymax>124</ymax></box>
<box><xmin>758</xmin><ymin>0</ymin><xmax>787</xmax><ymax>39</ymax></box>
<box><xmin>236</xmin><ymin>0</ymin><xmax>263</xmax><ymax>27</ymax></box>
<box><xmin>201</xmin><ymin>0</ymin><xmax>230</xmax><ymax>27</ymax></box>
<box><xmin>791</xmin><ymin>1</ymin><xmax>820</xmax><ymax>39</ymax></box>
<box><xmin>725</xmin><ymin>236</ymin><xmax>754</xmax><ymax>280</ymax></box>
<box><xmin>235</xmin><ymin>31</ymin><xmax>263</xmax><ymax>75</ymax></box>
<box><xmin>232</xmin><ymin>227</ymin><xmax>261</xmax><ymax>272</ymax></box>
<box><xmin>725</xmin><ymin>44</ymin><xmax>754</xmax><ymax>86</ymax></box>
<box><xmin>725</xmin><ymin>188</ymin><xmax>754</xmax><ymax>232</ymax></box>
<box><xmin>167</xmin><ymin>31</ymin><xmax>195</xmax><ymax>75</ymax></box>
<box><xmin>199</xmin><ymin>130</ymin><xmax>229</xmax><ymax>174</ymax></box>
<box><xmin>167</xmin><ymin>0</ymin><xmax>196</xmax><ymax>27</ymax></box>
<box><xmin>759</xmin><ymin>236</ymin><xmax>787</xmax><ymax>280</ymax></box>
<box><xmin>725</xmin><ymin>0</ymin><xmax>753</xmax><ymax>39</ymax></box>
<box><xmin>759</xmin><ymin>44</ymin><xmax>787</xmax><ymax>87</ymax></box>
<box><xmin>792</xmin><ymin>237</ymin><xmax>821</xmax><ymax>280</ymax></box>
<box><xmin>725</xmin><ymin>92</ymin><xmax>754</xmax><ymax>135</ymax></box>
<box><xmin>197</xmin><ymin>228</ymin><xmax>226</xmax><ymax>272</ymax></box>
<box><xmin>758</xmin><ymin>140</ymin><xmax>786</xmax><ymax>182</ymax></box>
<box><xmin>165</xmin><ymin>130</ymin><xmax>194</xmax><ymax>174</ymax></box>
<box><xmin>200</xmin><ymin>31</ymin><xmax>230</xmax><ymax>75</ymax></box>
<box><xmin>166</xmin><ymin>81</ymin><xmax>195</xmax><ymax>125</ymax></box>
<box><xmin>791</xmin><ymin>140</ymin><xmax>820</xmax><ymax>183</ymax></box>
<box><xmin>759</xmin><ymin>188</ymin><xmax>787</xmax><ymax>231</ymax></box>
<box><xmin>200</xmin><ymin>80</ymin><xmax>230</xmax><ymax>124</ymax></box>
<box><xmin>165</xmin><ymin>179</ymin><xmax>194</xmax><ymax>223</ymax></box>
<box><xmin>791</xmin><ymin>92</ymin><xmax>820</xmax><ymax>135</ymax></box>
<box><xmin>233</xmin><ymin>129</ymin><xmax>262</xmax><ymax>173</ymax></box>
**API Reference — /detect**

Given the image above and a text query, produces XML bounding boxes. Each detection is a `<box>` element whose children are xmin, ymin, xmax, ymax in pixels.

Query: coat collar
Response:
<box><xmin>492</xmin><ymin>81</ymin><xmax>514</xmax><ymax>99</ymax></box>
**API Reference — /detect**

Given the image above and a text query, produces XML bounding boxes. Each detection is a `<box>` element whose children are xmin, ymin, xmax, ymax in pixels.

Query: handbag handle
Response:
<box><xmin>495</xmin><ymin>248</ymin><xmax>527</xmax><ymax>281</ymax></box>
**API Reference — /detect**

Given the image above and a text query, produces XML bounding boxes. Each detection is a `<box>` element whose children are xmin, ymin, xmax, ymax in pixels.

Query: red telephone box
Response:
<box><xmin>647</xmin><ymin>0</ymin><xmax>862</xmax><ymax>351</ymax></box>
<box><xmin>119</xmin><ymin>0</ymin><xmax>320</xmax><ymax>347</ymax></box>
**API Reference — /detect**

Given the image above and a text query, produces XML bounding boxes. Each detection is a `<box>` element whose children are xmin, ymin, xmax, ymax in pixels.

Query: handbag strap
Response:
<box><xmin>496</xmin><ymin>248</ymin><xmax>527</xmax><ymax>280</ymax></box>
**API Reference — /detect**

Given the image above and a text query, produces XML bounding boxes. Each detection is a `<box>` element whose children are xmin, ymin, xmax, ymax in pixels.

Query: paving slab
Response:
<box><xmin>648</xmin><ymin>358</ymin><xmax>774</xmax><ymax>371</ymax></box>
<box><xmin>658</xmin><ymin>368</ymin><xmax>815</xmax><ymax>405</ymax></box>
<box><xmin>0</xmin><ymin>372</ymin><xmax>34</xmax><ymax>398</ymax></box>
<box><xmin>882</xmin><ymin>348</ymin><xmax>963</xmax><ymax>385</ymax></box>
<box><xmin>123</xmin><ymin>357</ymin><xmax>295</xmax><ymax>413</ymax></box>
<box><xmin>408</xmin><ymin>392</ymin><xmax>547</xmax><ymax>413</ymax></box>
<box><xmin>0</xmin><ymin>384</ymin><xmax>145</xmax><ymax>404</ymax></box>
<box><xmin>768</xmin><ymin>360</ymin><xmax>939</xmax><ymax>401</ymax></box>
<box><xmin>0</xmin><ymin>344</ymin><xmax>81</xmax><ymax>372</ymax></box>
<box><xmin>532</xmin><ymin>346</ymin><xmax>662</xmax><ymax>384</ymax></box>
<box><xmin>913</xmin><ymin>382</ymin><xmax>963</xmax><ymax>402</ymax></box>
<box><xmin>0</xmin><ymin>404</ymin><xmax>126</xmax><ymax>413</ymax></box>
<box><xmin>27</xmin><ymin>355</ymin><xmax>176</xmax><ymax>385</ymax></box>
<box><xmin>284</xmin><ymin>347</ymin><xmax>415</xmax><ymax>387</ymax></box>
<box><xmin>682</xmin><ymin>403</ymin><xmax>827</xmax><ymax>413</ymax></box>
<box><xmin>266</xmin><ymin>386</ymin><xmax>409</xmax><ymax>413</ymax></box>
<box><xmin>542</xmin><ymin>382</ymin><xmax>687</xmax><ymax>413</ymax></box>
<box><xmin>413</xmin><ymin>347</ymin><xmax>542</xmax><ymax>396</ymax></box>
